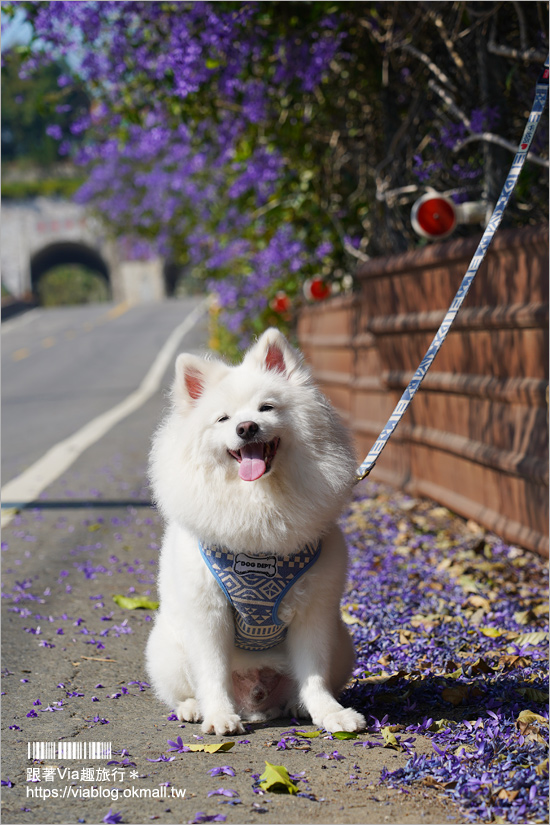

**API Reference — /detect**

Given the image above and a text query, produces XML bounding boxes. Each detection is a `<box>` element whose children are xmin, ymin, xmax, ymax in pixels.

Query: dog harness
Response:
<box><xmin>199</xmin><ymin>540</ymin><xmax>322</xmax><ymax>651</ymax></box>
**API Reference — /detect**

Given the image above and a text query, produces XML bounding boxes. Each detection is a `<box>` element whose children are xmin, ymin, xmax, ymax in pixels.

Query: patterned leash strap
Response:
<box><xmin>356</xmin><ymin>56</ymin><xmax>549</xmax><ymax>483</ymax></box>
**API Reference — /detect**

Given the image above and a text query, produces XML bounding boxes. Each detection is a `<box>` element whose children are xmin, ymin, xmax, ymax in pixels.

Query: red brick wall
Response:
<box><xmin>298</xmin><ymin>225</ymin><xmax>549</xmax><ymax>556</ymax></box>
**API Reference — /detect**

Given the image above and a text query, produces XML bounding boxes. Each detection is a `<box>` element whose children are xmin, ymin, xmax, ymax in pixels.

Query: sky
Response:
<box><xmin>1</xmin><ymin>5</ymin><xmax>33</xmax><ymax>50</ymax></box>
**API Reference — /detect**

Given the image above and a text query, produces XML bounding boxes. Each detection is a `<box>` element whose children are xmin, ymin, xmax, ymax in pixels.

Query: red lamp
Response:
<box><xmin>270</xmin><ymin>291</ymin><xmax>291</xmax><ymax>314</ymax></box>
<box><xmin>411</xmin><ymin>192</ymin><xmax>490</xmax><ymax>240</ymax></box>
<box><xmin>303</xmin><ymin>277</ymin><xmax>331</xmax><ymax>301</ymax></box>
<box><xmin>411</xmin><ymin>193</ymin><xmax>457</xmax><ymax>239</ymax></box>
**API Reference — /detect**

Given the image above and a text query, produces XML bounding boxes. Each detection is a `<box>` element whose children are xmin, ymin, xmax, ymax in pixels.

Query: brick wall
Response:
<box><xmin>298</xmin><ymin>225</ymin><xmax>549</xmax><ymax>556</ymax></box>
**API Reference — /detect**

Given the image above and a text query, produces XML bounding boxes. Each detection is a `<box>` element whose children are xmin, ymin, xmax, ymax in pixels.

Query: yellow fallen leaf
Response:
<box><xmin>513</xmin><ymin>610</ymin><xmax>535</xmax><ymax>625</ymax></box>
<box><xmin>355</xmin><ymin>672</ymin><xmax>393</xmax><ymax>684</ymax></box>
<box><xmin>535</xmin><ymin>759</ymin><xmax>549</xmax><ymax>777</ymax></box>
<box><xmin>184</xmin><ymin>742</ymin><xmax>235</xmax><ymax>753</ymax></box>
<box><xmin>497</xmin><ymin>789</ymin><xmax>519</xmax><ymax>801</ymax></box>
<box><xmin>259</xmin><ymin>762</ymin><xmax>298</xmax><ymax>794</ymax></box>
<box><xmin>511</xmin><ymin>631</ymin><xmax>549</xmax><ymax>647</ymax></box>
<box><xmin>470</xmin><ymin>658</ymin><xmax>494</xmax><ymax>675</ymax></box>
<box><xmin>517</xmin><ymin>710</ymin><xmax>547</xmax><ymax>728</ymax></box>
<box><xmin>479</xmin><ymin>626</ymin><xmax>506</xmax><ymax>638</ymax></box>
<box><xmin>113</xmin><ymin>594</ymin><xmax>159</xmax><ymax>610</ymax></box>
<box><xmin>381</xmin><ymin>726</ymin><xmax>400</xmax><ymax>749</ymax></box>
<box><xmin>341</xmin><ymin>610</ymin><xmax>365</xmax><ymax>626</ymax></box>
<box><xmin>458</xmin><ymin>575</ymin><xmax>479</xmax><ymax>594</ymax></box>
<box><xmin>427</xmin><ymin>719</ymin><xmax>456</xmax><ymax>733</ymax></box>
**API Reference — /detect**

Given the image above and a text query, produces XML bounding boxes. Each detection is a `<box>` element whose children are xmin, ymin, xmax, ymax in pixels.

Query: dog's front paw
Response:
<box><xmin>201</xmin><ymin>712</ymin><xmax>244</xmax><ymax>736</ymax></box>
<box><xmin>176</xmin><ymin>699</ymin><xmax>201</xmax><ymax>723</ymax></box>
<box><xmin>321</xmin><ymin>708</ymin><xmax>366</xmax><ymax>733</ymax></box>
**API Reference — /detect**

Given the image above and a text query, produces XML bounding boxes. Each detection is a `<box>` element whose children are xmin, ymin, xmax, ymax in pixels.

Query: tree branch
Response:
<box><xmin>487</xmin><ymin>41</ymin><xmax>548</xmax><ymax>63</ymax></box>
<box><xmin>424</xmin><ymin>4</ymin><xmax>472</xmax><ymax>84</ymax></box>
<box><xmin>397</xmin><ymin>41</ymin><xmax>457</xmax><ymax>92</ymax></box>
<box><xmin>427</xmin><ymin>78</ymin><xmax>471</xmax><ymax>128</ymax></box>
<box><xmin>453</xmin><ymin>132</ymin><xmax>549</xmax><ymax>168</ymax></box>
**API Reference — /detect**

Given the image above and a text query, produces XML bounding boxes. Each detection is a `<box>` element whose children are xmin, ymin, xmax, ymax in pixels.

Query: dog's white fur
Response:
<box><xmin>146</xmin><ymin>328</ymin><xmax>366</xmax><ymax>735</ymax></box>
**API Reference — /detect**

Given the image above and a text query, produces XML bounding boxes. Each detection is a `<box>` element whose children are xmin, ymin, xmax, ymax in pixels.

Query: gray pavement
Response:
<box><xmin>1</xmin><ymin>297</ymin><xmax>205</xmax><ymax>484</ymax></box>
<box><xmin>1</xmin><ymin>300</ymin><xmax>463</xmax><ymax>825</ymax></box>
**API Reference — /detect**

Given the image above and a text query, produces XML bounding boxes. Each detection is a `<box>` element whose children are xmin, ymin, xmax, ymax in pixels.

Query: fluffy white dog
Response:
<box><xmin>146</xmin><ymin>328</ymin><xmax>366</xmax><ymax>735</ymax></box>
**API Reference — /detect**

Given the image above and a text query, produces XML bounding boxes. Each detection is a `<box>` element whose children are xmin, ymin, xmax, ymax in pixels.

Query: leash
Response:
<box><xmin>356</xmin><ymin>56</ymin><xmax>549</xmax><ymax>483</ymax></box>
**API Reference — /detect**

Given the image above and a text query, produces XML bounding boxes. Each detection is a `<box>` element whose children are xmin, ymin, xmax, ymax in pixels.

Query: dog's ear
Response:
<box><xmin>173</xmin><ymin>353</ymin><xmax>226</xmax><ymax>406</ymax></box>
<box><xmin>245</xmin><ymin>328</ymin><xmax>310</xmax><ymax>383</ymax></box>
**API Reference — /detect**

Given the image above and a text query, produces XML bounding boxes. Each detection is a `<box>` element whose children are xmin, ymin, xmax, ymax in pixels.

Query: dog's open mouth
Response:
<box><xmin>228</xmin><ymin>438</ymin><xmax>280</xmax><ymax>482</ymax></box>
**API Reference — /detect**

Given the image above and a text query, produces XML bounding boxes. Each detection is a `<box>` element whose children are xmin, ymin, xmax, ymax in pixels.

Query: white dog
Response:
<box><xmin>146</xmin><ymin>328</ymin><xmax>366</xmax><ymax>735</ymax></box>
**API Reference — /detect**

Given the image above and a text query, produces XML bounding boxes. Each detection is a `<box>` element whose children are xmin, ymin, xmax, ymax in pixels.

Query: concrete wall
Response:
<box><xmin>113</xmin><ymin>259</ymin><xmax>166</xmax><ymax>304</ymax></box>
<box><xmin>1</xmin><ymin>199</ymin><xmax>166</xmax><ymax>305</ymax></box>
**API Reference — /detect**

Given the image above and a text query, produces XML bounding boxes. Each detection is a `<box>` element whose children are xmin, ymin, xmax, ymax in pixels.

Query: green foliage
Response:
<box><xmin>37</xmin><ymin>265</ymin><xmax>110</xmax><ymax>307</ymax></box>
<box><xmin>1</xmin><ymin>49</ymin><xmax>89</xmax><ymax>167</ymax></box>
<box><xmin>1</xmin><ymin>176</ymin><xmax>86</xmax><ymax>200</ymax></box>
<box><xmin>5</xmin><ymin>1</ymin><xmax>547</xmax><ymax>355</ymax></box>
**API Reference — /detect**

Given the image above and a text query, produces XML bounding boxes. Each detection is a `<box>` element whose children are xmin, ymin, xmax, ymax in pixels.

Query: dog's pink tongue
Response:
<box><xmin>239</xmin><ymin>443</ymin><xmax>266</xmax><ymax>482</ymax></box>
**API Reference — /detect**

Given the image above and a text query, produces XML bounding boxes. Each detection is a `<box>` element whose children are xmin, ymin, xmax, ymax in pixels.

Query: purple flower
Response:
<box><xmin>207</xmin><ymin>789</ymin><xmax>239</xmax><ymax>798</ymax></box>
<box><xmin>45</xmin><ymin>124</ymin><xmax>62</xmax><ymax>140</ymax></box>
<box><xmin>102</xmin><ymin>810</ymin><xmax>123</xmax><ymax>824</ymax></box>
<box><xmin>316</xmin><ymin>750</ymin><xmax>345</xmax><ymax>760</ymax></box>
<box><xmin>189</xmin><ymin>814</ymin><xmax>226</xmax><ymax>824</ymax></box>
<box><xmin>167</xmin><ymin>736</ymin><xmax>191</xmax><ymax>753</ymax></box>
<box><xmin>207</xmin><ymin>766</ymin><xmax>235</xmax><ymax>778</ymax></box>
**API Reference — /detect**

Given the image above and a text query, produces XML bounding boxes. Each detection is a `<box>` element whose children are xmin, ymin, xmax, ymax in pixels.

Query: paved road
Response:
<box><xmin>0</xmin><ymin>299</ymin><xmax>461</xmax><ymax>825</ymax></box>
<box><xmin>1</xmin><ymin>298</ymin><xmax>207</xmax><ymax>486</ymax></box>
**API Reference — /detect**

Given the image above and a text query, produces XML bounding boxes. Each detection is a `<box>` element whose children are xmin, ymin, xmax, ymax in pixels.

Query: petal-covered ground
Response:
<box><xmin>341</xmin><ymin>482</ymin><xmax>549</xmax><ymax>824</ymax></box>
<box><xmin>1</xmin><ymin>450</ymin><xmax>548</xmax><ymax>824</ymax></box>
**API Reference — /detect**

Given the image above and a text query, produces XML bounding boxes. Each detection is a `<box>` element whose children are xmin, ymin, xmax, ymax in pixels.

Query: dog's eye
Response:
<box><xmin>217</xmin><ymin>414</ymin><xmax>229</xmax><ymax>423</ymax></box>
<box><xmin>259</xmin><ymin>404</ymin><xmax>274</xmax><ymax>413</ymax></box>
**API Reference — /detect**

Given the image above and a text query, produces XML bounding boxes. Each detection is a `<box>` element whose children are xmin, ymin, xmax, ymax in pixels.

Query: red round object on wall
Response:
<box><xmin>303</xmin><ymin>277</ymin><xmax>331</xmax><ymax>301</ymax></box>
<box><xmin>411</xmin><ymin>194</ymin><xmax>457</xmax><ymax>239</ymax></box>
<box><xmin>309</xmin><ymin>278</ymin><xmax>331</xmax><ymax>300</ymax></box>
<box><xmin>271</xmin><ymin>291</ymin><xmax>291</xmax><ymax>313</ymax></box>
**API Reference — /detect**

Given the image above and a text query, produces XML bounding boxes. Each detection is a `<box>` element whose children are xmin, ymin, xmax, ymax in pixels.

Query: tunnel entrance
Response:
<box><xmin>30</xmin><ymin>241</ymin><xmax>111</xmax><ymax>306</ymax></box>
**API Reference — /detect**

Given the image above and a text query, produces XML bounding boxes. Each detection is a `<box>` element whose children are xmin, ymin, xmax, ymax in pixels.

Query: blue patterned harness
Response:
<box><xmin>199</xmin><ymin>541</ymin><xmax>322</xmax><ymax>651</ymax></box>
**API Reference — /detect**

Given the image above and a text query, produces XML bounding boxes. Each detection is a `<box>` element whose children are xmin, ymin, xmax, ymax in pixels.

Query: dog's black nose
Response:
<box><xmin>237</xmin><ymin>421</ymin><xmax>259</xmax><ymax>439</ymax></box>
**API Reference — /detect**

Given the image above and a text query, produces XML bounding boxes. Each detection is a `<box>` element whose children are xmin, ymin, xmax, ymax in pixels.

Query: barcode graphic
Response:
<box><xmin>27</xmin><ymin>742</ymin><xmax>56</xmax><ymax>760</ymax></box>
<box><xmin>28</xmin><ymin>742</ymin><xmax>112</xmax><ymax>760</ymax></box>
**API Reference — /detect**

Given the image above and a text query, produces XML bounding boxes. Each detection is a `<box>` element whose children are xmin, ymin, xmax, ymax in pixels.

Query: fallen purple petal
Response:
<box><xmin>207</xmin><ymin>766</ymin><xmax>235</xmax><ymax>778</ymax></box>
<box><xmin>102</xmin><ymin>810</ymin><xmax>123</xmax><ymax>824</ymax></box>
<box><xmin>167</xmin><ymin>736</ymin><xmax>191</xmax><ymax>753</ymax></box>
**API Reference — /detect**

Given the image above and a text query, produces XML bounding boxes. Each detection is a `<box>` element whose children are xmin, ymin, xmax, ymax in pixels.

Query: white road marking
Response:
<box><xmin>1</xmin><ymin>300</ymin><xmax>207</xmax><ymax>526</ymax></box>
<box><xmin>1</xmin><ymin>307</ymin><xmax>40</xmax><ymax>334</ymax></box>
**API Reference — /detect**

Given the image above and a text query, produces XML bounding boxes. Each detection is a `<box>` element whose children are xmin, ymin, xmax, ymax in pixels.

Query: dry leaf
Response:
<box><xmin>183</xmin><ymin>742</ymin><xmax>235</xmax><ymax>754</ymax></box>
<box><xmin>441</xmin><ymin>685</ymin><xmax>469</xmax><ymax>706</ymax></box>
